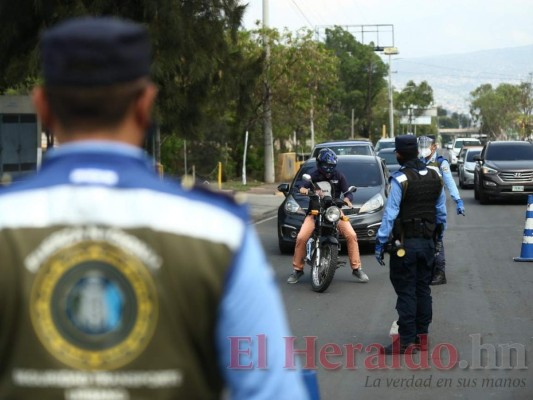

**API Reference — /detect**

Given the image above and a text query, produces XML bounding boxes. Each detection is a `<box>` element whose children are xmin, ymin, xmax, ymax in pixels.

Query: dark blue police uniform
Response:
<box><xmin>375</xmin><ymin>135</ymin><xmax>447</xmax><ymax>353</ymax></box>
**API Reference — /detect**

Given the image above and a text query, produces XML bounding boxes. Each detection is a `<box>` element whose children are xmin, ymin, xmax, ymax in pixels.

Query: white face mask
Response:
<box><xmin>419</xmin><ymin>148</ymin><xmax>432</xmax><ymax>158</ymax></box>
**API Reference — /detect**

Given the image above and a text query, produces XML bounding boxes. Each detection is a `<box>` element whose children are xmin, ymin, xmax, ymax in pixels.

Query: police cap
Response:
<box><xmin>395</xmin><ymin>135</ymin><xmax>418</xmax><ymax>153</ymax></box>
<box><xmin>41</xmin><ymin>17</ymin><xmax>151</xmax><ymax>87</ymax></box>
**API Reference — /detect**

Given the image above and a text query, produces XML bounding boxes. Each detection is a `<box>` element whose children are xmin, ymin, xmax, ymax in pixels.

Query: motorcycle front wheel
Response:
<box><xmin>310</xmin><ymin>242</ymin><xmax>338</xmax><ymax>293</ymax></box>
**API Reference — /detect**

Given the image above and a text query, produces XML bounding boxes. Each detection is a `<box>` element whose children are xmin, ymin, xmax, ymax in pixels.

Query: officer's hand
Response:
<box><xmin>343</xmin><ymin>198</ymin><xmax>353</xmax><ymax>208</ymax></box>
<box><xmin>375</xmin><ymin>242</ymin><xmax>385</xmax><ymax>266</ymax></box>
<box><xmin>299</xmin><ymin>187</ymin><xmax>309</xmax><ymax>195</ymax></box>
<box><xmin>456</xmin><ymin>199</ymin><xmax>465</xmax><ymax>216</ymax></box>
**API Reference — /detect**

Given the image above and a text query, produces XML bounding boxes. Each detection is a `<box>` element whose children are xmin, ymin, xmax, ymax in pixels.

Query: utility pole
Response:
<box><xmin>384</xmin><ymin>47</ymin><xmax>399</xmax><ymax>138</ymax></box>
<box><xmin>351</xmin><ymin>109</ymin><xmax>355</xmax><ymax>139</ymax></box>
<box><xmin>310</xmin><ymin>98</ymin><xmax>315</xmax><ymax>150</ymax></box>
<box><xmin>262</xmin><ymin>0</ymin><xmax>275</xmax><ymax>183</ymax></box>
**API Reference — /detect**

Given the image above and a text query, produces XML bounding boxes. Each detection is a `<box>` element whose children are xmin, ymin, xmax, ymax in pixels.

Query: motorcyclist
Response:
<box><xmin>418</xmin><ymin>135</ymin><xmax>465</xmax><ymax>285</ymax></box>
<box><xmin>287</xmin><ymin>148</ymin><xmax>369</xmax><ymax>284</ymax></box>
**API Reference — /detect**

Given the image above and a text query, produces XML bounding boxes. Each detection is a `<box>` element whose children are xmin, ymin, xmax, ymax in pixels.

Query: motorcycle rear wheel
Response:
<box><xmin>311</xmin><ymin>243</ymin><xmax>338</xmax><ymax>293</ymax></box>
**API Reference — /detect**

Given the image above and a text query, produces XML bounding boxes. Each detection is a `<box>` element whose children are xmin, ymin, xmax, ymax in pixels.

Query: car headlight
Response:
<box><xmin>359</xmin><ymin>193</ymin><xmax>384</xmax><ymax>214</ymax></box>
<box><xmin>325</xmin><ymin>206</ymin><xmax>341</xmax><ymax>222</ymax></box>
<box><xmin>284</xmin><ymin>195</ymin><xmax>302</xmax><ymax>214</ymax></box>
<box><xmin>482</xmin><ymin>165</ymin><xmax>498</xmax><ymax>175</ymax></box>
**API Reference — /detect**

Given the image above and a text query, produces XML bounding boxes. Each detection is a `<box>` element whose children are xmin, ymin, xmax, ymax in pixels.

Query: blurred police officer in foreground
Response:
<box><xmin>375</xmin><ymin>135</ymin><xmax>446</xmax><ymax>354</ymax></box>
<box><xmin>418</xmin><ymin>135</ymin><xmax>465</xmax><ymax>285</ymax></box>
<box><xmin>0</xmin><ymin>17</ymin><xmax>308</xmax><ymax>399</ymax></box>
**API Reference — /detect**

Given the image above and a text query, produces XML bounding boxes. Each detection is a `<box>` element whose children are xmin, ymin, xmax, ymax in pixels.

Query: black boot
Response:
<box><xmin>380</xmin><ymin>341</ymin><xmax>418</xmax><ymax>355</ymax></box>
<box><xmin>431</xmin><ymin>271</ymin><xmax>447</xmax><ymax>285</ymax></box>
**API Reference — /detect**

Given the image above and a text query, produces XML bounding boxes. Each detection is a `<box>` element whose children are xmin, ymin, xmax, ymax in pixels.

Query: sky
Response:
<box><xmin>241</xmin><ymin>0</ymin><xmax>533</xmax><ymax>59</ymax></box>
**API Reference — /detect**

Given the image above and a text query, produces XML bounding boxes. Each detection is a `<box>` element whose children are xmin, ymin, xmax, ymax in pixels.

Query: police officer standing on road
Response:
<box><xmin>418</xmin><ymin>135</ymin><xmax>465</xmax><ymax>285</ymax></box>
<box><xmin>375</xmin><ymin>135</ymin><xmax>446</xmax><ymax>354</ymax></box>
<box><xmin>0</xmin><ymin>17</ymin><xmax>308</xmax><ymax>399</ymax></box>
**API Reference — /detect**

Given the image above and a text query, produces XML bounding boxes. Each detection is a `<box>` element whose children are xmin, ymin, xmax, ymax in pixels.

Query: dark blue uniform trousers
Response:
<box><xmin>389</xmin><ymin>238</ymin><xmax>435</xmax><ymax>345</ymax></box>
<box><xmin>434</xmin><ymin>238</ymin><xmax>446</xmax><ymax>273</ymax></box>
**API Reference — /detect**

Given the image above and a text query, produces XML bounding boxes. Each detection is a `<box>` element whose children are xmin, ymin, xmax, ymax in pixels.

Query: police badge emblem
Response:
<box><xmin>30</xmin><ymin>240</ymin><xmax>158</xmax><ymax>370</ymax></box>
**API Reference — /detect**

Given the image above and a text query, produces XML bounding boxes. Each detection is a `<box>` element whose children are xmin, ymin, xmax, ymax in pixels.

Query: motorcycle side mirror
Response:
<box><xmin>347</xmin><ymin>186</ymin><xmax>357</xmax><ymax>193</ymax></box>
<box><xmin>302</xmin><ymin>174</ymin><xmax>312</xmax><ymax>182</ymax></box>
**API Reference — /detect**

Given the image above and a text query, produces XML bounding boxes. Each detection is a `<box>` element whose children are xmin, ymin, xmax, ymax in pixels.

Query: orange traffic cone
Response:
<box><xmin>514</xmin><ymin>195</ymin><xmax>533</xmax><ymax>262</ymax></box>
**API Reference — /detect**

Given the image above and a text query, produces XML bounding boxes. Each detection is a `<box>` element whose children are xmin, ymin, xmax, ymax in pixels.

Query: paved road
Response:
<box><xmin>254</xmin><ymin>181</ymin><xmax>533</xmax><ymax>400</ymax></box>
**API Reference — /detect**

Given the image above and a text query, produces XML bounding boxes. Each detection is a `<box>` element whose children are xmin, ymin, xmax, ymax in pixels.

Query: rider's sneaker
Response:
<box><xmin>287</xmin><ymin>269</ymin><xmax>304</xmax><ymax>284</ymax></box>
<box><xmin>352</xmin><ymin>268</ymin><xmax>369</xmax><ymax>282</ymax></box>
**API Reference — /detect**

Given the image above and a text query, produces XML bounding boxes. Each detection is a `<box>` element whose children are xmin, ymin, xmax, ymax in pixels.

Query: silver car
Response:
<box><xmin>458</xmin><ymin>146</ymin><xmax>483</xmax><ymax>188</ymax></box>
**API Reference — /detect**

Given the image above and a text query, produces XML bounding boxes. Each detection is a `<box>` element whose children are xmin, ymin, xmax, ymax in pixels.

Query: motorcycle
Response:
<box><xmin>302</xmin><ymin>174</ymin><xmax>357</xmax><ymax>293</ymax></box>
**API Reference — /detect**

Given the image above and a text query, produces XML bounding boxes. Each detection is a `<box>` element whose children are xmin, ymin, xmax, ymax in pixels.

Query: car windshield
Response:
<box><xmin>455</xmin><ymin>140</ymin><xmax>480</xmax><ymax>149</ymax></box>
<box><xmin>376</xmin><ymin>141</ymin><xmax>395</xmax><ymax>150</ymax></box>
<box><xmin>486</xmin><ymin>144</ymin><xmax>533</xmax><ymax>160</ymax></box>
<box><xmin>378</xmin><ymin>152</ymin><xmax>398</xmax><ymax>165</ymax></box>
<box><xmin>313</xmin><ymin>145</ymin><xmax>372</xmax><ymax>157</ymax></box>
<box><xmin>295</xmin><ymin>161</ymin><xmax>382</xmax><ymax>188</ymax></box>
<box><xmin>465</xmin><ymin>150</ymin><xmax>481</xmax><ymax>161</ymax></box>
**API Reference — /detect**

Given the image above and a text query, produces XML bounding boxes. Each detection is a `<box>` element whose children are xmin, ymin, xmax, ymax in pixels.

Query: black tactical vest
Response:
<box><xmin>398</xmin><ymin>167</ymin><xmax>442</xmax><ymax>229</ymax></box>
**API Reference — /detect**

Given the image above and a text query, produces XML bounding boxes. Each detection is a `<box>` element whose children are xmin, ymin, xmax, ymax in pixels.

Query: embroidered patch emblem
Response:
<box><xmin>30</xmin><ymin>241</ymin><xmax>158</xmax><ymax>370</ymax></box>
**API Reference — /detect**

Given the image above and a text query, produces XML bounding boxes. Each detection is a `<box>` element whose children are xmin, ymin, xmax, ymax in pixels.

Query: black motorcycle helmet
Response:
<box><xmin>316</xmin><ymin>148</ymin><xmax>337</xmax><ymax>178</ymax></box>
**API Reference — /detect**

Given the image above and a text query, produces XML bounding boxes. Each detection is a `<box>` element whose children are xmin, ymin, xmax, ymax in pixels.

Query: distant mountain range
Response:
<box><xmin>392</xmin><ymin>44</ymin><xmax>533</xmax><ymax>114</ymax></box>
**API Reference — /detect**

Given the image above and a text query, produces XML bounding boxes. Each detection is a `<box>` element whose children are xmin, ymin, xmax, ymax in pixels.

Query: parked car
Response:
<box><xmin>450</xmin><ymin>137</ymin><xmax>482</xmax><ymax>171</ymax></box>
<box><xmin>458</xmin><ymin>146</ymin><xmax>483</xmax><ymax>188</ymax></box>
<box><xmin>277</xmin><ymin>155</ymin><xmax>390</xmax><ymax>254</ymax></box>
<box><xmin>377</xmin><ymin>148</ymin><xmax>401</xmax><ymax>174</ymax></box>
<box><xmin>375</xmin><ymin>137</ymin><xmax>396</xmax><ymax>152</ymax></box>
<box><xmin>310</xmin><ymin>140</ymin><xmax>375</xmax><ymax>158</ymax></box>
<box><xmin>473</xmin><ymin>141</ymin><xmax>533</xmax><ymax>203</ymax></box>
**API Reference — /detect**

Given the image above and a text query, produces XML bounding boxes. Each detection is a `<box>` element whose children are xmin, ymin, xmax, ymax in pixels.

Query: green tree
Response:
<box><xmin>395</xmin><ymin>80</ymin><xmax>434</xmax><ymax>135</ymax></box>
<box><xmin>266</xmin><ymin>28</ymin><xmax>339</xmax><ymax>152</ymax></box>
<box><xmin>324</xmin><ymin>27</ymin><xmax>388</xmax><ymax>139</ymax></box>
<box><xmin>516</xmin><ymin>78</ymin><xmax>533</xmax><ymax>139</ymax></box>
<box><xmin>470</xmin><ymin>83</ymin><xmax>521</xmax><ymax>139</ymax></box>
<box><xmin>396</xmin><ymin>80</ymin><xmax>433</xmax><ymax>114</ymax></box>
<box><xmin>0</xmin><ymin>0</ymin><xmax>267</xmax><ymax>180</ymax></box>
<box><xmin>216</xmin><ymin>26</ymin><xmax>341</xmax><ymax>179</ymax></box>
<box><xmin>0</xmin><ymin>0</ymin><xmax>246</xmax><ymax>140</ymax></box>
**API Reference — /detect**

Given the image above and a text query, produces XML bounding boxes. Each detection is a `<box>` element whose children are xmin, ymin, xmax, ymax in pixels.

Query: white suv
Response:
<box><xmin>375</xmin><ymin>137</ymin><xmax>396</xmax><ymax>152</ymax></box>
<box><xmin>449</xmin><ymin>137</ymin><xmax>481</xmax><ymax>170</ymax></box>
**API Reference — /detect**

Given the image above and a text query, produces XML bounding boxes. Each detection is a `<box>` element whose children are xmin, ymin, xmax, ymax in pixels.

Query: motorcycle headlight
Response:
<box><xmin>359</xmin><ymin>193</ymin><xmax>384</xmax><ymax>214</ymax></box>
<box><xmin>325</xmin><ymin>206</ymin><xmax>341</xmax><ymax>222</ymax></box>
<box><xmin>482</xmin><ymin>165</ymin><xmax>498</xmax><ymax>175</ymax></box>
<box><xmin>284</xmin><ymin>195</ymin><xmax>302</xmax><ymax>214</ymax></box>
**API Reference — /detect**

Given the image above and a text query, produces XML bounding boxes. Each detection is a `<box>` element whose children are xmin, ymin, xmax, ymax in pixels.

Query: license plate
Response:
<box><xmin>512</xmin><ymin>186</ymin><xmax>524</xmax><ymax>192</ymax></box>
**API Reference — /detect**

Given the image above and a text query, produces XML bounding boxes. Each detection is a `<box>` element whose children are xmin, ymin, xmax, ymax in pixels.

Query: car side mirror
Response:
<box><xmin>277</xmin><ymin>183</ymin><xmax>290</xmax><ymax>195</ymax></box>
